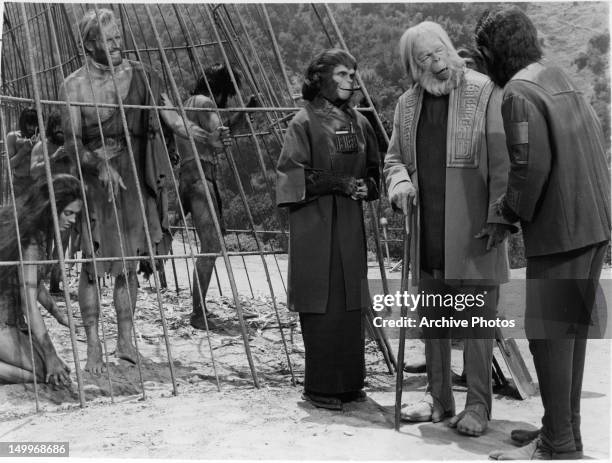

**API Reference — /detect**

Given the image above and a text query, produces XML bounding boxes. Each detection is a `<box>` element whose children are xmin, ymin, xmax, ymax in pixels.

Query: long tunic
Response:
<box><xmin>276</xmin><ymin>96</ymin><xmax>379</xmax><ymax>395</ymax></box>
<box><xmin>500</xmin><ymin>62</ymin><xmax>610</xmax><ymax>256</ymax></box>
<box><xmin>384</xmin><ymin>69</ymin><xmax>512</xmax><ymax>284</ymax></box>
<box><xmin>276</xmin><ymin>97</ymin><xmax>379</xmax><ymax>313</ymax></box>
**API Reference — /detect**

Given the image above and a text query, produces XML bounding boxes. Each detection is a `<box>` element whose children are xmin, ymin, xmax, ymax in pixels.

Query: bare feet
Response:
<box><xmin>116</xmin><ymin>339</ymin><xmax>140</xmax><ymax>365</ymax></box>
<box><xmin>400</xmin><ymin>396</ymin><xmax>454</xmax><ymax>423</ymax></box>
<box><xmin>448</xmin><ymin>405</ymin><xmax>488</xmax><ymax>436</ymax></box>
<box><xmin>84</xmin><ymin>342</ymin><xmax>105</xmax><ymax>375</ymax></box>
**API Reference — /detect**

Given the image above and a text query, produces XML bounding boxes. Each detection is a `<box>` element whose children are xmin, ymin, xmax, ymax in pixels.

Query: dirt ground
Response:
<box><xmin>0</xmin><ymin>251</ymin><xmax>610</xmax><ymax>460</ymax></box>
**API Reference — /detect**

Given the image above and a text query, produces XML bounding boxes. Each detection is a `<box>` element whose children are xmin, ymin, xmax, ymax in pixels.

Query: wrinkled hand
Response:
<box><xmin>475</xmin><ymin>223</ymin><xmax>512</xmax><ymax>251</ymax></box>
<box><xmin>390</xmin><ymin>181</ymin><xmax>417</xmax><ymax>215</ymax></box>
<box><xmin>98</xmin><ymin>163</ymin><xmax>126</xmax><ymax>202</ymax></box>
<box><xmin>45</xmin><ymin>354</ymin><xmax>71</xmax><ymax>387</ymax></box>
<box><xmin>351</xmin><ymin>178</ymin><xmax>368</xmax><ymax>200</ymax></box>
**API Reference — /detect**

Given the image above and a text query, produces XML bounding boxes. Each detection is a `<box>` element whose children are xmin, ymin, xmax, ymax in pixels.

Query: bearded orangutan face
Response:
<box><xmin>414</xmin><ymin>34</ymin><xmax>451</xmax><ymax>82</ymax></box>
<box><xmin>413</xmin><ymin>31</ymin><xmax>464</xmax><ymax>96</ymax></box>
<box><xmin>320</xmin><ymin>64</ymin><xmax>357</xmax><ymax>103</ymax></box>
<box><xmin>88</xmin><ymin>22</ymin><xmax>123</xmax><ymax>66</ymax></box>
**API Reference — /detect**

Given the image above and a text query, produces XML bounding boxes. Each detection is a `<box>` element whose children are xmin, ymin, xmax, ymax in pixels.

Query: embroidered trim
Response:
<box><xmin>447</xmin><ymin>73</ymin><xmax>494</xmax><ymax>168</ymax></box>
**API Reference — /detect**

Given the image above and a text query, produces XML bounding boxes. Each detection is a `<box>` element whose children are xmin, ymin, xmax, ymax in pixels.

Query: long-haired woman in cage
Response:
<box><xmin>0</xmin><ymin>174</ymin><xmax>83</xmax><ymax>385</ymax></box>
<box><xmin>276</xmin><ymin>49</ymin><xmax>380</xmax><ymax>410</ymax></box>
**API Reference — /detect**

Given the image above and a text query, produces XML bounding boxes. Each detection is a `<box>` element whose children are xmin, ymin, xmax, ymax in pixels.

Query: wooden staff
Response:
<box><xmin>394</xmin><ymin>210</ymin><xmax>413</xmax><ymax>430</ymax></box>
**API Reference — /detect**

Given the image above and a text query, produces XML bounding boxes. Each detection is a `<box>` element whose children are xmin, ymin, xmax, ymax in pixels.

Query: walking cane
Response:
<box><xmin>394</xmin><ymin>208</ymin><xmax>413</xmax><ymax>430</ymax></box>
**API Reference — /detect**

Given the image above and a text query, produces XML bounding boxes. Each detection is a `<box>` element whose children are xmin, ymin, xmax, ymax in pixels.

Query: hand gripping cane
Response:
<box><xmin>394</xmin><ymin>205</ymin><xmax>414</xmax><ymax>430</ymax></box>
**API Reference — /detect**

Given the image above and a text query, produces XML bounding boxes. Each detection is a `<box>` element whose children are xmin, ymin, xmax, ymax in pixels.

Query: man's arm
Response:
<box><xmin>7</xmin><ymin>132</ymin><xmax>34</xmax><ymax>166</ymax></box>
<box><xmin>159</xmin><ymin>93</ymin><xmax>229</xmax><ymax>147</ymax></box>
<box><xmin>61</xmin><ymin>81</ymin><xmax>100</xmax><ymax>174</ymax></box>
<box><xmin>29</xmin><ymin>142</ymin><xmax>46</xmax><ymax>180</ymax></box>
<box><xmin>499</xmin><ymin>84</ymin><xmax>552</xmax><ymax>223</ymax></box>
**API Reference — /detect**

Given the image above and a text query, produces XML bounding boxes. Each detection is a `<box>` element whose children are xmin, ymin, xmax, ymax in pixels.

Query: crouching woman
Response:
<box><xmin>0</xmin><ymin>174</ymin><xmax>82</xmax><ymax>385</ymax></box>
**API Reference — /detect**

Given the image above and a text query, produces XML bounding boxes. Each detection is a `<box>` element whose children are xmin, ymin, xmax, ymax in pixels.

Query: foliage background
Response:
<box><xmin>206</xmin><ymin>2</ymin><xmax>609</xmax><ymax>265</ymax></box>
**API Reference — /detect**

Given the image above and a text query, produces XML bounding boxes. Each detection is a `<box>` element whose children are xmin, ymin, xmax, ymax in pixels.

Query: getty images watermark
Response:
<box><xmin>370</xmin><ymin>290</ymin><xmax>516</xmax><ymax>329</ymax></box>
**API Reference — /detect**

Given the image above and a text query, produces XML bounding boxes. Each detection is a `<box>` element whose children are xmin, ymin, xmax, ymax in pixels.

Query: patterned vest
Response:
<box><xmin>397</xmin><ymin>69</ymin><xmax>494</xmax><ymax>173</ymax></box>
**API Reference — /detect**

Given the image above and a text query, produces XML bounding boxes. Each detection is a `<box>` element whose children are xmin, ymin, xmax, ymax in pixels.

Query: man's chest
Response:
<box><xmin>79</xmin><ymin>67</ymin><xmax>133</xmax><ymax>123</ymax></box>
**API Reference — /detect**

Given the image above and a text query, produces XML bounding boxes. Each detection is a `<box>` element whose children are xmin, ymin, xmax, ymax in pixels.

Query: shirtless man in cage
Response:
<box><xmin>61</xmin><ymin>8</ymin><xmax>229</xmax><ymax>373</ymax></box>
<box><xmin>176</xmin><ymin>65</ymin><xmax>257</xmax><ymax>330</ymax></box>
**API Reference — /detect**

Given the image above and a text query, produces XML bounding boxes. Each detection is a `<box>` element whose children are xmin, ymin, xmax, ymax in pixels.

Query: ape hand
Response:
<box><xmin>475</xmin><ymin>223</ymin><xmax>512</xmax><ymax>251</ymax></box>
<box><xmin>351</xmin><ymin>178</ymin><xmax>369</xmax><ymax>200</ymax></box>
<box><xmin>390</xmin><ymin>181</ymin><xmax>417</xmax><ymax>215</ymax></box>
<box><xmin>98</xmin><ymin>163</ymin><xmax>126</xmax><ymax>202</ymax></box>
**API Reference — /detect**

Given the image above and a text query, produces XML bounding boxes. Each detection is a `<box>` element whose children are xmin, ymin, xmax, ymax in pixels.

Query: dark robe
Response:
<box><xmin>79</xmin><ymin>61</ymin><xmax>172</xmax><ymax>277</ymax></box>
<box><xmin>276</xmin><ymin>96</ymin><xmax>379</xmax><ymax>395</ymax></box>
<box><xmin>416</xmin><ymin>92</ymin><xmax>448</xmax><ymax>273</ymax></box>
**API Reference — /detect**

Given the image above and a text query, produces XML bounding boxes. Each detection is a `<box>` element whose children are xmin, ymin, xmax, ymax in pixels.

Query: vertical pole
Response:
<box><xmin>144</xmin><ymin>4</ymin><xmax>260</xmax><ymax>387</ymax></box>
<box><xmin>19</xmin><ymin>3</ymin><xmax>86</xmax><ymax>407</ymax></box>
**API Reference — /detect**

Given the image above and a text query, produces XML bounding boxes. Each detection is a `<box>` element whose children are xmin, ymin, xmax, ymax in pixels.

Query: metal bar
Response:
<box><xmin>69</xmin><ymin>4</ymin><xmax>147</xmax><ymax>400</ymax></box>
<box><xmin>260</xmin><ymin>5</ymin><xmax>294</xmax><ymax>107</ymax></box>
<box><xmin>122</xmin><ymin>6</ymin><xmax>221</xmax><ymax>384</ymax></box>
<box><xmin>322</xmin><ymin>3</ymin><xmax>390</xmax><ymax>147</ymax></box>
<box><xmin>0</xmin><ymin>106</ymin><xmax>41</xmax><ymax>412</ymax></box>
<box><xmin>143</xmin><ymin>3</ymin><xmax>259</xmax><ymax>387</ymax></box>
<box><xmin>234</xmin><ymin>232</ymin><xmax>254</xmax><ymax>298</ymax></box>
<box><xmin>0</xmin><ymin>95</ymin><xmax>304</xmax><ymax>112</ymax></box>
<box><xmin>19</xmin><ymin>2</ymin><xmax>86</xmax><ymax>407</ymax></box>
<box><xmin>202</xmin><ymin>3</ymin><xmax>295</xmax><ymax>383</ymax></box>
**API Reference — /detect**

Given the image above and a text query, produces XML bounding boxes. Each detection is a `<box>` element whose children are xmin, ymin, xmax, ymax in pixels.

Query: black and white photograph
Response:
<box><xmin>0</xmin><ymin>1</ymin><xmax>610</xmax><ymax>460</ymax></box>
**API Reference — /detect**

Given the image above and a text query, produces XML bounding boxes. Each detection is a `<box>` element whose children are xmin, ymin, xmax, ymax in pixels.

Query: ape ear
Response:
<box><xmin>479</xmin><ymin>46</ymin><xmax>493</xmax><ymax>62</ymax></box>
<box><xmin>312</xmin><ymin>72</ymin><xmax>320</xmax><ymax>83</ymax></box>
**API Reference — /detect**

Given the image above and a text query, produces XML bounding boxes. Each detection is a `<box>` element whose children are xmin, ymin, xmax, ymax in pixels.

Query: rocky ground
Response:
<box><xmin>0</xmin><ymin>254</ymin><xmax>609</xmax><ymax>460</ymax></box>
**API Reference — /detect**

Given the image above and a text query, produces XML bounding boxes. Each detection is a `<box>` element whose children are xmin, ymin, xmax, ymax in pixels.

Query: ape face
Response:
<box><xmin>88</xmin><ymin>22</ymin><xmax>123</xmax><ymax>66</ymax></box>
<box><xmin>414</xmin><ymin>33</ymin><xmax>451</xmax><ymax>82</ymax></box>
<box><xmin>320</xmin><ymin>64</ymin><xmax>357</xmax><ymax>103</ymax></box>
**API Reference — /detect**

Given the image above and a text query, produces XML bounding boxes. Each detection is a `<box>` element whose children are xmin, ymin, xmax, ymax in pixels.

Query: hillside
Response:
<box><xmin>527</xmin><ymin>1</ymin><xmax>609</xmax><ymax>99</ymax></box>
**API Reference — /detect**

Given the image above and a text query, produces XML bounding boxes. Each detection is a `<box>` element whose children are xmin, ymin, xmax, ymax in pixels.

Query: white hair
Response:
<box><xmin>399</xmin><ymin>21</ymin><xmax>465</xmax><ymax>88</ymax></box>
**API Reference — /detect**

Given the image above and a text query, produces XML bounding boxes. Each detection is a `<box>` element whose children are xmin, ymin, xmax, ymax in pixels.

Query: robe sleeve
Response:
<box><xmin>500</xmin><ymin>83</ymin><xmax>552</xmax><ymax>223</ymax></box>
<box><xmin>383</xmin><ymin>100</ymin><xmax>413</xmax><ymax>199</ymax></box>
<box><xmin>362</xmin><ymin>116</ymin><xmax>381</xmax><ymax>201</ymax></box>
<box><xmin>276</xmin><ymin>113</ymin><xmax>312</xmax><ymax>208</ymax></box>
<box><xmin>485</xmin><ymin>87</ymin><xmax>517</xmax><ymax>230</ymax></box>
